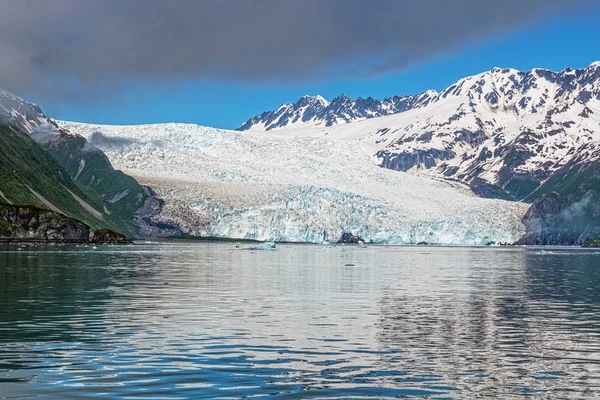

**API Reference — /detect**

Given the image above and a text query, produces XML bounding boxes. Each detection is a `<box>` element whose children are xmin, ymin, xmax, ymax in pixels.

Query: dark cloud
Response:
<box><xmin>0</xmin><ymin>0</ymin><xmax>589</xmax><ymax>99</ymax></box>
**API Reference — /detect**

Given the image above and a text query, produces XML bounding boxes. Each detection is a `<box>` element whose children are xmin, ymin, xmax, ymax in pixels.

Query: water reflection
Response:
<box><xmin>0</xmin><ymin>243</ymin><xmax>599</xmax><ymax>398</ymax></box>
<box><xmin>377</xmin><ymin>248</ymin><xmax>600</xmax><ymax>397</ymax></box>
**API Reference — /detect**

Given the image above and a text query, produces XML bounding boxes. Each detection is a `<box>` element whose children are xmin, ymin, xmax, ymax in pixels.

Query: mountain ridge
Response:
<box><xmin>0</xmin><ymin>89</ymin><xmax>162</xmax><ymax>237</ymax></box>
<box><xmin>4</xmin><ymin>61</ymin><xmax>600</xmax><ymax>245</ymax></box>
<box><xmin>238</xmin><ymin>61</ymin><xmax>600</xmax><ymax>201</ymax></box>
<box><xmin>239</xmin><ymin>62</ymin><xmax>600</xmax><ymax>133</ymax></box>
<box><xmin>235</xmin><ymin>61</ymin><xmax>600</xmax><ymax>244</ymax></box>
<box><xmin>237</xmin><ymin>91</ymin><xmax>438</xmax><ymax>131</ymax></box>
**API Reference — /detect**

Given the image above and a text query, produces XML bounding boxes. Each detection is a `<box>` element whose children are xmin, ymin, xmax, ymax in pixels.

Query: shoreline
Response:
<box><xmin>1</xmin><ymin>235</ymin><xmax>598</xmax><ymax>248</ymax></box>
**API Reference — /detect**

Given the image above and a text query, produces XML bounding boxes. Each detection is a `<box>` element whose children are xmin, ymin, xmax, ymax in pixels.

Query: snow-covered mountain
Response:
<box><xmin>60</xmin><ymin>121</ymin><xmax>527</xmax><ymax>245</ymax></box>
<box><xmin>239</xmin><ymin>62</ymin><xmax>600</xmax><ymax>202</ymax></box>
<box><xmin>237</xmin><ymin>92</ymin><xmax>437</xmax><ymax>131</ymax></box>
<box><xmin>8</xmin><ymin>62</ymin><xmax>600</xmax><ymax>245</ymax></box>
<box><xmin>0</xmin><ymin>89</ymin><xmax>59</xmax><ymax>135</ymax></box>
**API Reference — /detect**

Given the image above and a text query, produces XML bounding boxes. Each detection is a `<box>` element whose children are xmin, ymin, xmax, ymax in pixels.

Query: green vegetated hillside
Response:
<box><xmin>0</xmin><ymin>85</ymin><xmax>150</xmax><ymax>238</ymax></box>
<box><xmin>43</xmin><ymin>132</ymin><xmax>147</xmax><ymax>236</ymax></box>
<box><xmin>0</xmin><ymin>124</ymin><xmax>135</xmax><ymax>236</ymax></box>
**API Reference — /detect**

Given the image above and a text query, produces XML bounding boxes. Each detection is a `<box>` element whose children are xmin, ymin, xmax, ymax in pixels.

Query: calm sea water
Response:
<box><xmin>1</xmin><ymin>242</ymin><xmax>599</xmax><ymax>399</ymax></box>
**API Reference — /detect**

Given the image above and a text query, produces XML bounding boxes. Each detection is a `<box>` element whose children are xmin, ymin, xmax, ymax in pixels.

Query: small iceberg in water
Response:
<box><xmin>244</xmin><ymin>241</ymin><xmax>277</xmax><ymax>251</ymax></box>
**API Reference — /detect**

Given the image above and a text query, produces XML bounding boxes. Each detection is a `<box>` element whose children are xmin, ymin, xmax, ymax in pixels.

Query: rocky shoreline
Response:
<box><xmin>0</xmin><ymin>204</ymin><xmax>131</xmax><ymax>244</ymax></box>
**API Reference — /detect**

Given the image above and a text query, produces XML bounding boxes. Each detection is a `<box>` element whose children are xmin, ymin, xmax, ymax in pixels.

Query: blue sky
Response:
<box><xmin>48</xmin><ymin>6</ymin><xmax>600</xmax><ymax>130</ymax></box>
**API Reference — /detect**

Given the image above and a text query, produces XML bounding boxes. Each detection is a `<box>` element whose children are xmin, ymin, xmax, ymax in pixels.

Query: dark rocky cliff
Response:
<box><xmin>516</xmin><ymin>189</ymin><xmax>600</xmax><ymax>246</ymax></box>
<box><xmin>516</xmin><ymin>152</ymin><xmax>600</xmax><ymax>245</ymax></box>
<box><xmin>0</xmin><ymin>204</ymin><xmax>131</xmax><ymax>243</ymax></box>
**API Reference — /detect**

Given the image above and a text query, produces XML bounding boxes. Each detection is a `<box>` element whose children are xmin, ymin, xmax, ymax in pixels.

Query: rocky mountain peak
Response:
<box><xmin>332</xmin><ymin>93</ymin><xmax>351</xmax><ymax>102</ymax></box>
<box><xmin>0</xmin><ymin>89</ymin><xmax>58</xmax><ymax>135</ymax></box>
<box><xmin>297</xmin><ymin>95</ymin><xmax>329</xmax><ymax>106</ymax></box>
<box><xmin>237</xmin><ymin>62</ymin><xmax>600</xmax><ymax>205</ymax></box>
<box><xmin>237</xmin><ymin>90</ymin><xmax>436</xmax><ymax>131</ymax></box>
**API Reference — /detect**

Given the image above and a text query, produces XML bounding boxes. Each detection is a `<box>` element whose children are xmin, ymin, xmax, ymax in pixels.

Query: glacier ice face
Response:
<box><xmin>59</xmin><ymin>121</ymin><xmax>528</xmax><ymax>245</ymax></box>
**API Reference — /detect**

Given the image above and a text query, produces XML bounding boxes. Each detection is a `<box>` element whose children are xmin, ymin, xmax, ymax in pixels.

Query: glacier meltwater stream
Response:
<box><xmin>1</xmin><ymin>242</ymin><xmax>600</xmax><ymax>398</ymax></box>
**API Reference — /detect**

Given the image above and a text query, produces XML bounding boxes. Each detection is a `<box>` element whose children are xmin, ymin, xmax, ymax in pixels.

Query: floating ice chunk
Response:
<box><xmin>244</xmin><ymin>241</ymin><xmax>276</xmax><ymax>251</ymax></box>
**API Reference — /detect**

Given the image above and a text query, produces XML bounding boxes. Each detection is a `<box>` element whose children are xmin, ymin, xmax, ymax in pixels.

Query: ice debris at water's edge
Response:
<box><xmin>58</xmin><ymin>121</ymin><xmax>529</xmax><ymax>246</ymax></box>
<box><xmin>244</xmin><ymin>241</ymin><xmax>276</xmax><ymax>251</ymax></box>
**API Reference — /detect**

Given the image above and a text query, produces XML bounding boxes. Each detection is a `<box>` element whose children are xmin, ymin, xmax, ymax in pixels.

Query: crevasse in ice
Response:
<box><xmin>59</xmin><ymin>121</ymin><xmax>528</xmax><ymax>245</ymax></box>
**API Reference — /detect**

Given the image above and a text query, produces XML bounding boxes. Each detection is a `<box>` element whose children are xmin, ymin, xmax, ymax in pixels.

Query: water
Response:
<box><xmin>1</xmin><ymin>242</ymin><xmax>600</xmax><ymax>399</ymax></box>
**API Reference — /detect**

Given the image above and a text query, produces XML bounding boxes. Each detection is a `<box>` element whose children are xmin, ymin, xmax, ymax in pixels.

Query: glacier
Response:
<box><xmin>59</xmin><ymin>121</ymin><xmax>528</xmax><ymax>245</ymax></box>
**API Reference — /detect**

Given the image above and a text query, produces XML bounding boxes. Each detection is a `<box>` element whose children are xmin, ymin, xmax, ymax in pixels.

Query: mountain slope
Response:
<box><xmin>237</xmin><ymin>62</ymin><xmax>600</xmax><ymax>245</ymax></box>
<box><xmin>43</xmin><ymin>133</ymin><xmax>149</xmax><ymax>235</ymax></box>
<box><xmin>0</xmin><ymin>89</ymin><xmax>152</xmax><ymax>237</ymax></box>
<box><xmin>0</xmin><ymin>89</ymin><xmax>56</xmax><ymax>135</ymax></box>
<box><xmin>238</xmin><ymin>91</ymin><xmax>437</xmax><ymax>131</ymax></box>
<box><xmin>60</xmin><ymin>121</ymin><xmax>528</xmax><ymax>245</ymax></box>
<box><xmin>0</xmin><ymin>124</ymin><xmax>119</xmax><ymax>232</ymax></box>
<box><xmin>240</xmin><ymin>62</ymin><xmax>600</xmax><ymax>203</ymax></box>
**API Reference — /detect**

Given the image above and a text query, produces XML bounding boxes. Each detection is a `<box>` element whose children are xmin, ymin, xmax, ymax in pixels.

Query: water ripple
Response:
<box><xmin>1</xmin><ymin>243</ymin><xmax>600</xmax><ymax>398</ymax></box>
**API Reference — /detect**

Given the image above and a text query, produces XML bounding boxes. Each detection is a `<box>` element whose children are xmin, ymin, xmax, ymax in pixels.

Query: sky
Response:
<box><xmin>1</xmin><ymin>0</ymin><xmax>599</xmax><ymax>130</ymax></box>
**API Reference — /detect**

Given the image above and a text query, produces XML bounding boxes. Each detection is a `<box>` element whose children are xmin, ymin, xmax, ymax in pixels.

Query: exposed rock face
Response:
<box><xmin>338</xmin><ymin>232</ymin><xmax>365</xmax><ymax>244</ymax></box>
<box><xmin>468</xmin><ymin>178</ymin><xmax>515</xmax><ymax>201</ymax></box>
<box><xmin>377</xmin><ymin>149</ymin><xmax>456</xmax><ymax>171</ymax></box>
<box><xmin>91</xmin><ymin>229</ymin><xmax>132</xmax><ymax>244</ymax></box>
<box><xmin>237</xmin><ymin>92</ymin><xmax>436</xmax><ymax>131</ymax></box>
<box><xmin>516</xmin><ymin>190</ymin><xmax>600</xmax><ymax>245</ymax></box>
<box><xmin>0</xmin><ymin>205</ymin><xmax>90</xmax><ymax>242</ymax></box>
<box><xmin>516</xmin><ymin>149</ymin><xmax>600</xmax><ymax>245</ymax></box>
<box><xmin>134</xmin><ymin>186</ymin><xmax>182</xmax><ymax>237</ymax></box>
<box><xmin>0</xmin><ymin>205</ymin><xmax>132</xmax><ymax>243</ymax></box>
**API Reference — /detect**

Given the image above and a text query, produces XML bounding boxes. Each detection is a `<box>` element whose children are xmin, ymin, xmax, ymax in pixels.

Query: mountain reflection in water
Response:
<box><xmin>0</xmin><ymin>243</ymin><xmax>599</xmax><ymax>398</ymax></box>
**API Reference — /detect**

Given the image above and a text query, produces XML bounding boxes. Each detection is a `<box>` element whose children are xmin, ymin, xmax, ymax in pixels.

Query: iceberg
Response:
<box><xmin>244</xmin><ymin>241</ymin><xmax>277</xmax><ymax>251</ymax></box>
